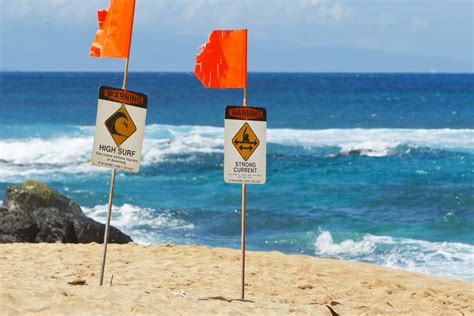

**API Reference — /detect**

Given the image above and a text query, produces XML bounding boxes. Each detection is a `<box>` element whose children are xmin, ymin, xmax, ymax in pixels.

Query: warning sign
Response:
<box><xmin>91</xmin><ymin>86</ymin><xmax>148</xmax><ymax>173</ymax></box>
<box><xmin>224</xmin><ymin>106</ymin><xmax>266</xmax><ymax>184</ymax></box>
<box><xmin>232</xmin><ymin>123</ymin><xmax>260</xmax><ymax>161</ymax></box>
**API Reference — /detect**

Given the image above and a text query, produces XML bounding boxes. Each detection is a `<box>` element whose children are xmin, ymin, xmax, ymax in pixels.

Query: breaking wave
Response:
<box><xmin>82</xmin><ymin>203</ymin><xmax>194</xmax><ymax>244</ymax></box>
<box><xmin>314</xmin><ymin>230</ymin><xmax>474</xmax><ymax>281</ymax></box>
<box><xmin>0</xmin><ymin>124</ymin><xmax>473</xmax><ymax>180</ymax></box>
<box><xmin>268</xmin><ymin>127</ymin><xmax>474</xmax><ymax>157</ymax></box>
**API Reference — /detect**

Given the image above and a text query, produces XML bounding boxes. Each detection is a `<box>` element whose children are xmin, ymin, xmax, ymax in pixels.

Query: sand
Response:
<box><xmin>0</xmin><ymin>243</ymin><xmax>472</xmax><ymax>315</ymax></box>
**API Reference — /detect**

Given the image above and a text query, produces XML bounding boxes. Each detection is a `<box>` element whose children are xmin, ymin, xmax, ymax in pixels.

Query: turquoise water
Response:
<box><xmin>0</xmin><ymin>72</ymin><xmax>473</xmax><ymax>280</ymax></box>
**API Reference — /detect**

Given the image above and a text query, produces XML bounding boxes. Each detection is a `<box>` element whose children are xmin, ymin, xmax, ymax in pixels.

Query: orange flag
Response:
<box><xmin>90</xmin><ymin>0</ymin><xmax>136</xmax><ymax>58</ymax></box>
<box><xmin>195</xmin><ymin>29</ymin><xmax>248</xmax><ymax>88</ymax></box>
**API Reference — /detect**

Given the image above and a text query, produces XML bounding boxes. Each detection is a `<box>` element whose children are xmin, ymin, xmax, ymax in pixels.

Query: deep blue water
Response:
<box><xmin>1</xmin><ymin>72</ymin><xmax>473</xmax><ymax>280</ymax></box>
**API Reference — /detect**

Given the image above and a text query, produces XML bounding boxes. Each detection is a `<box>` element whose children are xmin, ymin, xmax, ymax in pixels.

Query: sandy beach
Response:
<box><xmin>0</xmin><ymin>243</ymin><xmax>472</xmax><ymax>315</ymax></box>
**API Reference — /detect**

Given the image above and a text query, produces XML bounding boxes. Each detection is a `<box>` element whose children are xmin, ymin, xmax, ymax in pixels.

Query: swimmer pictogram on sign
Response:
<box><xmin>224</xmin><ymin>105</ymin><xmax>266</xmax><ymax>184</ymax></box>
<box><xmin>232</xmin><ymin>122</ymin><xmax>260</xmax><ymax>161</ymax></box>
<box><xmin>105</xmin><ymin>106</ymin><xmax>137</xmax><ymax>146</ymax></box>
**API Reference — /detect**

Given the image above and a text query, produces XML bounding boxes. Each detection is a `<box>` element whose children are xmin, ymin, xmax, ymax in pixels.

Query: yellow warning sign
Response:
<box><xmin>105</xmin><ymin>105</ymin><xmax>137</xmax><ymax>146</ymax></box>
<box><xmin>232</xmin><ymin>122</ymin><xmax>260</xmax><ymax>161</ymax></box>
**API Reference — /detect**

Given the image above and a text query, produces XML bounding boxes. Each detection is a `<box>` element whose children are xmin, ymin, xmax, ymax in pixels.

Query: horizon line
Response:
<box><xmin>1</xmin><ymin>70</ymin><xmax>473</xmax><ymax>75</ymax></box>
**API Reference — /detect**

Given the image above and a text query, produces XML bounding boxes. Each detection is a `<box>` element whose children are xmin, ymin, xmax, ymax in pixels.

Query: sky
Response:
<box><xmin>0</xmin><ymin>0</ymin><xmax>473</xmax><ymax>72</ymax></box>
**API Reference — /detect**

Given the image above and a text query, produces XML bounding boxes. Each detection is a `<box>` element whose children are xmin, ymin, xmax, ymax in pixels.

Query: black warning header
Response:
<box><xmin>225</xmin><ymin>106</ymin><xmax>266</xmax><ymax>121</ymax></box>
<box><xmin>99</xmin><ymin>86</ymin><xmax>148</xmax><ymax>109</ymax></box>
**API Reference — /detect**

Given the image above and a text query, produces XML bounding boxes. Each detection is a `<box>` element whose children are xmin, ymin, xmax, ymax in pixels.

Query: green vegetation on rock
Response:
<box><xmin>8</xmin><ymin>181</ymin><xmax>55</xmax><ymax>209</ymax></box>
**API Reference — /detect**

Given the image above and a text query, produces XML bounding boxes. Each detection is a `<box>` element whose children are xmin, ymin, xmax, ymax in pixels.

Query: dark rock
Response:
<box><xmin>0</xmin><ymin>207</ymin><xmax>38</xmax><ymax>242</ymax></box>
<box><xmin>0</xmin><ymin>181</ymin><xmax>132</xmax><ymax>244</ymax></box>
<box><xmin>326</xmin><ymin>149</ymin><xmax>376</xmax><ymax>158</ymax></box>
<box><xmin>32</xmin><ymin>207</ymin><xmax>80</xmax><ymax>243</ymax></box>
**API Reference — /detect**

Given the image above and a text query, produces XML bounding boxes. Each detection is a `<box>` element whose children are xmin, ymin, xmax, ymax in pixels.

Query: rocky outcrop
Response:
<box><xmin>0</xmin><ymin>181</ymin><xmax>132</xmax><ymax>243</ymax></box>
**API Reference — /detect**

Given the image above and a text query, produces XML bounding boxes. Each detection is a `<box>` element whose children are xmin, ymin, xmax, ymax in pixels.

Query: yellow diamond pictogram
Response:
<box><xmin>232</xmin><ymin>122</ymin><xmax>260</xmax><ymax>161</ymax></box>
<box><xmin>105</xmin><ymin>106</ymin><xmax>137</xmax><ymax>146</ymax></box>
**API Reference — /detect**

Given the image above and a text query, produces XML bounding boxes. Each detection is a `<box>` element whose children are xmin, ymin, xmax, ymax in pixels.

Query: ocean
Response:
<box><xmin>0</xmin><ymin>72</ymin><xmax>473</xmax><ymax>281</ymax></box>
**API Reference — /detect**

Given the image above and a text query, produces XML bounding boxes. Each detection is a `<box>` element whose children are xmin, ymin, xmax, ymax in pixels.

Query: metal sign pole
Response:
<box><xmin>99</xmin><ymin>167</ymin><xmax>116</xmax><ymax>285</ymax></box>
<box><xmin>241</xmin><ymin>87</ymin><xmax>248</xmax><ymax>300</ymax></box>
<box><xmin>241</xmin><ymin>181</ymin><xmax>247</xmax><ymax>300</ymax></box>
<box><xmin>99</xmin><ymin>57</ymin><xmax>130</xmax><ymax>286</ymax></box>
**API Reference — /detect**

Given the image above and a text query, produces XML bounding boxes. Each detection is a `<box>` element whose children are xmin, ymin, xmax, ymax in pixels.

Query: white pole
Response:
<box><xmin>241</xmin><ymin>87</ymin><xmax>248</xmax><ymax>300</ymax></box>
<box><xmin>99</xmin><ymin>167</ymin><xmax>116</xmax><ymax>285</ymax></box>
<box><xmin>99</xmin><ymin>57</ymin><xmax>130</xmax><ymax>286</ymax></box>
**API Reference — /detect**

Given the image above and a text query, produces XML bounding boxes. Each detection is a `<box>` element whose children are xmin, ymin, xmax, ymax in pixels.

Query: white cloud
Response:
<box><xmin>1</xmin><ymin>0</ymin><xmax>352</xmax><ymax>29</ymax></box>
<box><xmin>297</xmin><ymin>0</ymin><xmax>352</xmax><ymax>24</ymax></box>
<box><xmin>376</xmin><ymin>14</ymin><xmax>396</xmax><ymax>29</ymax></box>
<box><xmin>410</xmin><ymin>17</ymin><xmax>430</xmax><ymax>31</ymax></box>
<box><xmin>300</xmin><ymin>0</ymin><xmax>326</xmax><ymax>5</ymax></box>
<box><xmin>1</xmin><ymin>0</ymin><xmax>470</xmax><ymax>70</ymax></box>
<box><xmin>328</xmin><ymin>2</ymin><xmax>350</xmax><ymax>20</ymax></box>
<box><xmin>1</xmin><ymin>0</ymin><xmax>102</xmax><ymax>25</ymax></box>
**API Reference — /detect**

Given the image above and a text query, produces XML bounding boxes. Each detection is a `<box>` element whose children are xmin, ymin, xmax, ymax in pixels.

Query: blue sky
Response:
<box><xmin>0</xmin><ymin>0</ymin><xmax>472</xmax><ymax>72</ymax></box>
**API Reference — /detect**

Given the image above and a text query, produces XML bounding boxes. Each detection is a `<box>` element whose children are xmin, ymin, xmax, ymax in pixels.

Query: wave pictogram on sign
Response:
<box><xmin>105</xmin><ymin>106</ymin><xmax>137</xmax><ymax>146</ymax></box>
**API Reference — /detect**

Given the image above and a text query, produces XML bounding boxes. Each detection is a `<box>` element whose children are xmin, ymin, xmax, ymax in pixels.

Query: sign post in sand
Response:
<box><xmin>91</xmin><ymin>84</ymin><xmax>147</xmax><ymax>286</ymax></box>
<box><xmin>195</xmin><ymin>29</ymin><xmax>266</xmax><ymax>300</ymax></box>
<box><xmin>88</xmin><ymin>0</ymin><xmax>143</xmax><ymax>285</ymax></box>
<box><xmin>224</xmin><ymin>102</ymin><xmax>267</xmax><ymax>300</ymax></box>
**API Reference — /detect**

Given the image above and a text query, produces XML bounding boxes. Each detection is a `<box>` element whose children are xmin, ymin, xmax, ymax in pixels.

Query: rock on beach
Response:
<box><xmin>0</xmin><ymin>181</ymin><xmax>131</xmax><ymax>244</ymax></box>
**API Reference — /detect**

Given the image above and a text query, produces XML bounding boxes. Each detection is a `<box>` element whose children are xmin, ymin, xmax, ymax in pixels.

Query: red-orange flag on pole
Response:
<box><xmin>90</xmin><ymin>0</ymin><xmax>136</xmax><ymax>58</ymax></box>
<box><xmin>195</xmin><ymin>29</ymin><xmax>248</xmax><ymax>88</ymax></box>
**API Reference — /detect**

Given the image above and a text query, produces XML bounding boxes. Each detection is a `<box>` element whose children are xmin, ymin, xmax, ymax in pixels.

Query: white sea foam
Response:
<box><xmin>0</xmin><ymin>137</ymin><xmax>93</xmax><ymax>165</ymax></box>
<box><xmin>82</xmin><ymin>203</ymin><xmax>194</xmax><ymax>244</ymax></box>
<box><xmin>0</xmin><ymin>125</ymin><xmax>473</xmax><ymax>180</ymax></box>
<box><xmin>314</xmin><ymin>230</ymin><xmax>474</xmax><ymax>280</ymax></box>
<box><xmin>141</xmin><ymin>125</ymin><xmax>223</xmax><ymax>165</ymax></box>
<box><xmin>268</xmin><ymin>127</ymin><xmax>474</xmax><ymax>156</ymax></box>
